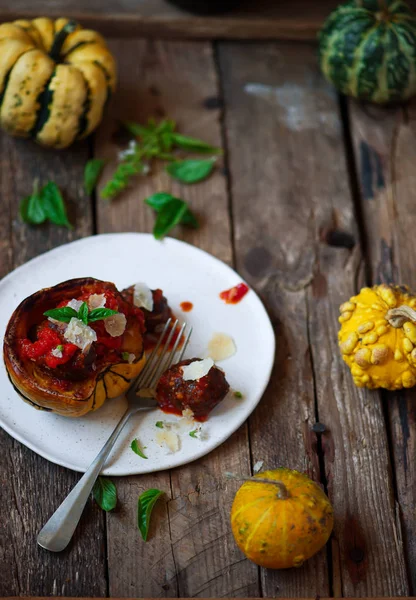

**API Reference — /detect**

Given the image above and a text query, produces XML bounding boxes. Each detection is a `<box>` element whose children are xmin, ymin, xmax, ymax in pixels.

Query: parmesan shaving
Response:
<box><xmin>253</xmin><ymin>460</ymin><xmax>264</xmax><ymax>474</ymax></box>
<box><xmin>51</xmin><ymin>346</ymin><xmax>63</xmax><ymax>359</ymax></box>
<box><xmin>88</xmin><ymin>293</ymin><xmax>106</xmax><ymax>309</ymax></box>
<box><xmin>104</xmin><ymin>313</ymin><xmax>127</xmax><ymax>337</ymax></box>
<box><xmin>67</xmin><ymin>298</ymin><xmax>84</xmax><ymax>312</ymax></box>
<box><xmin>64</xmin><ymin>317</ymin><xmax>97</xmax><ymax>352</ymax></box>
<box><xmin>207</xmin><ymin>333</ymin><xmax>236</xmax><ymax>362</ymax></box>
<box><xmin>133</xmin><ymin>282</ymin><xmax>154</xmax><ymax>312</ymax></box>
<box><xmin>156</xmin><ymin>429</ymin><xmax>180</xmax><ymax>453</ymax></box>
<box><xmin>127</xmin><ymin>353</ymin><xmax>135</xmax><ymax>364</ymax></box>
<box><xmin>181</xmin><ymin>358</ymin><xmax>214</xmax><ymax>381</ymax></box>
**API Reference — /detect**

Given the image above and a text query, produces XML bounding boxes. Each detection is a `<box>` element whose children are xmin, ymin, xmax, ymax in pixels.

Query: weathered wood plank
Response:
<box><xmin>219</xmin><ymin>41</ymin><xmax>409</xmax><ymax>597</ymax></box>
<box><xmin>95</xmin><ymin>38</ymin><xmax>257</xmax><ymax>597</ymax></box>
<box><xmin>349</xmin><ymin>99</ymin><xmax>416</xmax><ymax>594</ymax></box>
<box><xmin>0</xmin><ymin>135</ymin><xmax>106</xmax><ymax>597</ymax></box>
<box><xmin>4</xmin><ymin>0</ymin><xmax>416</xmax><ymax>41</ymax></box>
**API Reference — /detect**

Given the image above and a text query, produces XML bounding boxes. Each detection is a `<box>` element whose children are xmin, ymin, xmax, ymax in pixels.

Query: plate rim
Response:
<box><xmin>0</xmin><ymin>232</ymin><xmax>275</xmax><ymax>475</ymax></box>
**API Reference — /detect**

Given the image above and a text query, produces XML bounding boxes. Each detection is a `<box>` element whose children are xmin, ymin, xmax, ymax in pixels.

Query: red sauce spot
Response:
<box><xmin>180</xmin><ymin>301</ymin><xmax>193</xmax><ymax>312</ymax></box>
<box><xmin>219</xmin><ymin>282</ymin><xmax>249</xmax><ymax>304</ymax></box>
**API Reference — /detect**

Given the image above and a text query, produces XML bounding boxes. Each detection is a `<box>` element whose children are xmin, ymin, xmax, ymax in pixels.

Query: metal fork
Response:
<box><xmin>37</xmin><ymin>318</ymin><xmax>191</xmax><ymax>553</ymax></box>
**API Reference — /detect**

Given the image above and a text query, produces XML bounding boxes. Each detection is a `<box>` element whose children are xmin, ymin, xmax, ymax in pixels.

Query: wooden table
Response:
<box><xmin>0</xmin><ymin>10</ymin><xmax>415</xmax><ymax>600</ymax></box>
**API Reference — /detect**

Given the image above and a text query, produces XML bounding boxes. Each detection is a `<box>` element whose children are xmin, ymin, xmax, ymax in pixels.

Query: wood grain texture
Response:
<box><xmin>95</xmin><ymin>38</ymin><xmax>258</xmax><ymax>597</ymax></box>
<box><xmin>0</xmin><ymin>135</ymin><xmax>106</xmax><ymax>597</ymax></box>
<box><xmin>218</xmin><ymin>41</ymin><xmax>409</xmax><ymax>597</ymax></box>
<box><xmin>4</xmin><ymin>0</ymin><xmax>416</xmax><ymax>41</ymax></box>
<box><xmin>349</xmin><ymin>99</ymin><xmax>416</xmax><ymax>594</ymax></box>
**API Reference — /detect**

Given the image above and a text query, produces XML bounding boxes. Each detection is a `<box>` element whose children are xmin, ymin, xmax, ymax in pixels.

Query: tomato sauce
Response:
<box><xmin>180</xmin><ymin>301</ymin><xmax>193</xmax><ymax>312</ymax></box>
<box><xmin>219</xmin><ymin>282</ymin><xmax>249</xmax><ymax>304</ymax></box>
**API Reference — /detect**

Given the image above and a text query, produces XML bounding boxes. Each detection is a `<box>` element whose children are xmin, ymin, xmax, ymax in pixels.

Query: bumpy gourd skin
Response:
<box><xmin>0</xmin><ymin>18</ymin><xmax>116</xmax><ymax>148</ymax></box>
<box><xmin>231</xmin><ymin>468</ymin><xmax>333</xmax><ymax>569</ymax></box>
<box><xmin>338</xmin><ymin>284</ymin><xmax>416</xmax><ymax>390</ymax></box>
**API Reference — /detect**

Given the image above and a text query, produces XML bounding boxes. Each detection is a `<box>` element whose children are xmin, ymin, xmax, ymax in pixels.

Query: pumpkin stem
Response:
<box><xmin>386</xmin><ymin>306</ymin><xmax>416</xmax><ymax>328</ymax></box>
<box><xmin>225</xmin><ymin>473</ymin><xmax>290</xmax><ymax>499</ymax></box>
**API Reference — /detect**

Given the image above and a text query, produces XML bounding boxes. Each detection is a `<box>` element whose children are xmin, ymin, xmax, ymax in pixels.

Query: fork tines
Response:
<box><xmin>134</xmin><ymin>319</ymin><xmax>192</xmax><ymax>392</ymax></box>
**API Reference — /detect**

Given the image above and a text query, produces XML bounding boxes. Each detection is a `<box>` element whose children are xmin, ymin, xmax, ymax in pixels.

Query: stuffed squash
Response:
<box><xmin>3</xmin><ymin>278</ymin><xmax>145</xmax><ymax>417</ymax></box>
<box><xmin>0</xmin><ymin>18</ymin><xmax>116</xmax><ymax>148</ymax></box>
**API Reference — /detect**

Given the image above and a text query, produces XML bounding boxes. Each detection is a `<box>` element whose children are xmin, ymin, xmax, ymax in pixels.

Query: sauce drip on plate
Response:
<box><xmin>180</xmin><ymin>301</ymin><xmax>193</xmax><ymax>312</ymax></box>
<box><xmin>219</xmin><ymin>283</ymin><xmax>249</xmax><ymax>304</ymax></box>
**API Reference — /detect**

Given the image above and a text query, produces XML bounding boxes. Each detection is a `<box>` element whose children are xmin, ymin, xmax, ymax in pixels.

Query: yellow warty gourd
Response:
<box><xmin>338</xmin><ymin>284</ymin><xmax>416</xmax><ymax>390</ymax></box>
<box><xmin>0</xmin><ymin>18</ymin><xmax>116</xmax><ymax>148</ymax></box>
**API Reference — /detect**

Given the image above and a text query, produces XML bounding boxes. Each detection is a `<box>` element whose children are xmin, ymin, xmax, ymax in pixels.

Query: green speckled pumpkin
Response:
<box><xmin>318</xmin><ymin>0</ymin><xmax>416</xmax><ymax>104</ymax></box>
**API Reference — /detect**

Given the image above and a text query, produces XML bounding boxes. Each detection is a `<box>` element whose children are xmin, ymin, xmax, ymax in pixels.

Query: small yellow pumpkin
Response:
<box><xmin>338</xmin><ymin>284</ymin><xmax>416</xmax><ymax>390</ymax></box>
<box><xmin>0</xmin><ymin>18</ymin><xmax>116</xmax><ymax>148</ymax></box>
<box><xmin>230</xmin><ymin>469</ymin><xmax>334</xmax><ymax>569</ymax></box>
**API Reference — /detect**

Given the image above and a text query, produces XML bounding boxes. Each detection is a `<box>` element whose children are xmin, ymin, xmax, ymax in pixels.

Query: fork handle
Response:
<box><xmin>37</xmin><ymin>406</ymin><xmax>135</xmax><ymax>552</ymax></box>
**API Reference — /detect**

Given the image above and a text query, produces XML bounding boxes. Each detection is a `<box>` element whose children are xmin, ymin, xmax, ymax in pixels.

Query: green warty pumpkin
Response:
<box><xmin>318</xmin><ymin>0</ymin><xmax>416</xmax><ymax>104</ymax></box>
<box><xmin>0</xmin><ymin>18</ymin><xmax>116</xmax><ymax>148</ymax></box>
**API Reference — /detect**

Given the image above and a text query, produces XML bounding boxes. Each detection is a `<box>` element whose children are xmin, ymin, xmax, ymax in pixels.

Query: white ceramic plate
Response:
<box><xmin>0</xmin><ymin>234</ymin><xmax>275</xmax><ymax>475</ymax></box>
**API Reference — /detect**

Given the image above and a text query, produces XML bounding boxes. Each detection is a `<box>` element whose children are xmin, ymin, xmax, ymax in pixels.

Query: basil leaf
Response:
<box><xmin>131</xmin><ymin>439</ymin><xmax>148</xmax><ymax>459</ymax></box>
<box><xmin>84</xmin><ymin>159</ymin><xmax>105</xmax><ymax>195</ymax></box>
<box><xmin>153</xmin><ymin>198</ymin><xmax>188</xmax><ymax>240</ymax></box>
<box><xmin>78</xmin><ymin>301</ymin><xmax>89</xmax><ymax>325</ymax></box>
<box><xmin>43</xmin><ymin>306</ymin><xmax>78</xmax><ymax>323</ymax></box>
<box><xmin>93</xmin><ymin>477</ymin><xmax>117</xmax><ymax>512</ymax></box>
<box><xmin>144</xmin><ymin>192</ymin><xmax>176</xmax><ymax>211</ymax></box>
<box><xmin>181</xmin><ymin>208</ymin><xmax>199</xmax><ymax>229</ymax></box>
<box><xmin>189</xmin><ymin>430</ymin><xmax>198</xmax><ymax>438</ymax></box>
<box><xmin>171</xmin><ymin>132</ymin><xmax>221</xmax><ymax>154</ymax></box>
<box><xmin>137</xmin><ymin>488</ymin><xmax>164</xmax><ymax>541</ymax></box>
<box><xmin>155</xmin><ymin>421</ymin><xmax>164</xmax><ymax>429</ymax></box>
<box><xmin>41</xmin><ymin>181</ymin><xmax>72</xmax><ymax>229</ymax></box>
<box><xmin>166</xmin><ymin>158</ymin><xmax>216</xmax><ymax>184</ymax></box>
<box><xmin>27</xmin><ymin>192</ymin><xmax>47</xmax><ymax>224</ymax></box>
<box><xmin>88</xmin><ymin>308</ymin><xmax>118</xmax><ymax>322</ymax></box>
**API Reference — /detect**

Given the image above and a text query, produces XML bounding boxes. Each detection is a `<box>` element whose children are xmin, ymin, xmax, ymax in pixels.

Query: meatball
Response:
<box><xmin>122</xmin><ymin>286</ymin><xmax>172</xmax><ymax>333</ymax></box>
<box><xmin>156</xmin><ymin>358</ymin><xmax>230</xmax><ymax>421</ymax></box>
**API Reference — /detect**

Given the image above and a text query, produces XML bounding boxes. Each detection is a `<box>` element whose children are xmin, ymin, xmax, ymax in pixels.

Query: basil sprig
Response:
<box><xmin>44</xmin><ymin>301</ymin><xmax>118</xmax><ymax>324</ymax></box>
<box><xmin>137</xmin><ymin>488</ymin><xmax>164</xmax><ymax>541</ymax></box>
<box><xmin>20</xmin><ymin>180</ymin><xmax>72</xmax><ymax>229</ymax></box>
<box><xmin>145</xmin><ymin>192</ymin><xmax>198</xmax><ymax>240</ymax></box>
<box><xmin>166</xmin><ymin>158</ymin><xmax>216</xmax><ymax>184</ymax></box>
<box><xmin>93</xmin><ymin>477</ymin><xmax>117</xmax><ymax>512</ymax></box>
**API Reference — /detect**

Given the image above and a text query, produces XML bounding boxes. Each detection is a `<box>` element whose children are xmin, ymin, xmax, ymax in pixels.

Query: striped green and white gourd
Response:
<box><xmin>0</xmin><ymin>18</ymin><xmax>116</xmax><ymax>148</ymax></box>
<box><xmin>318</xmin><ymin>0</ymin><xmax>416</xmax><ymax>104</ymax></box>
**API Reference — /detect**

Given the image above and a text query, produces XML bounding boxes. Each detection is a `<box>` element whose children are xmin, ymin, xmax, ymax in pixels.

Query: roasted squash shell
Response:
<box><xmin>3</xmin><ymin>278</ymin><xmax>145</xmax><ymax>417</ymax></box>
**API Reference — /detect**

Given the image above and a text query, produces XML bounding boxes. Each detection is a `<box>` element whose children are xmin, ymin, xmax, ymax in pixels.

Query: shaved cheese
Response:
<box><xmin>64</xmin><ymin>317</ymin><xmax>97</xmax><ymax>352</ymax></box>
<box><xmin>207</xmin><ymin>333</ymin><xmax>236</xmax><ymax>362</ymax></box>
<box><xmin>67</xmin><ymin>298</ymin><xmax>84</xmax><ymax>312</ymax></box>
<box><xmin>133</xmin><ymin>282</ymin><xmax>154</xmax><ymax>312</ymax></box>
<box><xmin>181</xmin><ymin>358</ymin><xmax>214</xmax><ymax>381</ymax></box>
<box><xmin>253</xmin><ymin>460</ymin><xmax>264</xmax><ymax>474</ymax></box>
<box><xmin>88</xmin><ymin>293</ymin><xmax>106</xmax><ymax>309</ymax></box>
<box><xmin>104</xmin><ymin>313</ymin><xmax>127</xmax><ymax>337</ymax></box>
<box><xmin>51</xmin><ymin>346</ymin><xmax>63</xmax><ymax>359</ymax></box>
<box><xmin>48</xmin><ymin>318</ymin><xmax>67</xmax><ymax>332</ymax></box>
<box><xmin>182</xmin><ymin>408</ymin><xmax>194</xmax><ymax>419</ymax></box>
<box><xmin>156</xmin><ymin>429</ymin><xmax>180</xmax><ymax>453</ymax></box>
<box><xmin>127</xmin><ymin>353</ymin><xmax>135</xmax><ymax>364</ymax></box>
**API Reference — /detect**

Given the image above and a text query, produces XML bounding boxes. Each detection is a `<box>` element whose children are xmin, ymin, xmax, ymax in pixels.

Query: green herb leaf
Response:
<box><xmin>153</xmin><ymin>198</ymin><xmax>188</xmax><ymax>240</ymax></box>
<box><xmin>124</xmin><ymin>121</ymin><xmax>149</xmax><ymax>137</ymax></box>
<box><xmin>131</xmin><ymin>439</ymin><xmax>148</xmax><ymax>459</ymax></box>
<box><xmin>171</xmin><ymin>132</ymin><xmax>221</xmax><ymax>154</ymax></box>
<box><xmin>137</xmin><ymin>488</ymin><xmax>164</xmax><ymax>541</ymax></box>
<box><xmin>100</xmin><ymin>159</ymin><xmax>145</xmax><ymax>200</ymax></box>
<box><xmin>41</xmin><ymin>181</ymin><xmax>72</xmax><ymax>229</ymax></box>
<box><xmin>155</xmin><ymin>421</ymin><xmax>164</xmax><ymax>429</ymax></box>
<box><xmin>181</xmin><ymin>208</ymin><xmax>199</xmax><ymax>229</ymax></box>
<box><xmin>88</xmin><ymin>308</ymin><xmax>119</xmax><ymax>322</ymax></box>
<box><xmin>78</xmin><ymin>301</ymin><xmax>89</xmax><ymax>325</ymax></box>
<box><xmin>122</xmin><ymin>351</ymin><xmax>130</xmax><ymax>361</ymax></box>
<box><xmin>56</xmin><ymin>344</ymin><xmax>64</xmax><ymax>352</ymax></box>
<box><xmin>144</xmin><ymin>192</ymin><xmax>176</xmax><ymax>211</ymax></box>
<box><xmin>93</xmin><ymin>477</ymin><xmax>117</xmax><ymax>512</ymax></box>
<box><xmin>189</xmin><ymin>430</ymin><xmax>198</xmax><ymax>438</ymax></box>
<box><xmin>84</xmin><ymin>158</ymin><xmax>105</xmax><ymax>195</ymax></box>
<box><xmin>234</xmin><ymin>391</ymin><xmax>243</xmax><ymax>399</ymax></box>
<box><xmin>43</xmin><ymin>306</ymin><xmax>78</xmax><ymax>323</ymax></box>
<box><xmin>166</xmin><ymin>158</ymin><xmax>216</xmax><ymax>184</ymax></box>
<box><xmin>144</xmin><ymin>193</ymin><xmax>199</xmax><ymax>239</ymax></box>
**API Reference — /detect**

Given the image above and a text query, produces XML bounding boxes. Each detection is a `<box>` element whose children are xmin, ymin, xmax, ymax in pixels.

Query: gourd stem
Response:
<box><xmin>225</xmin><ymin>473</ymin><xmax>289</xmax><ymax>499</ymax></box>
<box><xmin>386</xmin><ymin>306</ymin><xmax>416</xmax><ymax>328</ymax></box>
